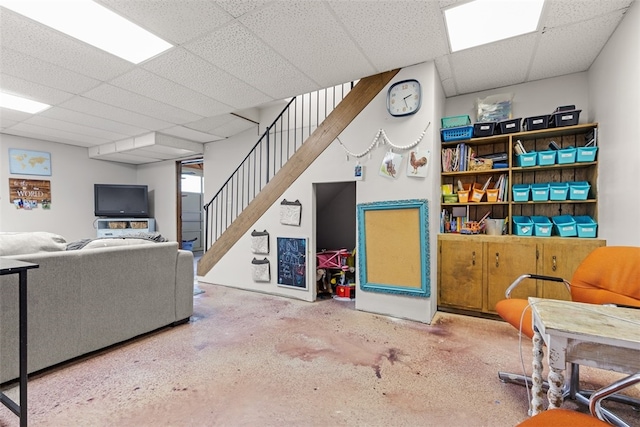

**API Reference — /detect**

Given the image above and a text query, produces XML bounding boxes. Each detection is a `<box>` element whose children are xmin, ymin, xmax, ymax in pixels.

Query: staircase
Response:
<box><xmin>198</xmin><ymin>69</ymin><xmax>399</xmax><ymax>276</ymax></box>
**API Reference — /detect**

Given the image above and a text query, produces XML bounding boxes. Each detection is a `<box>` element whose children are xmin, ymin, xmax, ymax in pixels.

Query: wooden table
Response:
<box><xmin>0</xmin><ymin>258</ymin><xmax>39</xmax><ymax>427</ymax></box>
<box><xmin>529</xmin><ymin>297</ymin><xmax>640</xmax><ymax>418</ymax></box>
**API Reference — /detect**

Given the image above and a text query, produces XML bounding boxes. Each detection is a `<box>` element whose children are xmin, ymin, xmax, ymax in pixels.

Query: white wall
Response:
<box><xmin>0</xmin><ymin>134</ymin><xmax>181</xmax><ymax>242</ymax></box>
<box><xmin>588</xmin><ymin>0</ymin><xmax>640</xmax><ymax>246</ymax></box>
<box><xmin>202</xmin><ymin>62</ymin><xmax>442</xmax><ymax>323</ymax></box>
<box><xmin>445</xmin><ymin>72</ymin><xmax>589</xmax><ymax>126</ymax></box>
<box><xmin>1</xmin><ymin>134</ymin><xmax>137</xmax><ymax>240</ymax></box>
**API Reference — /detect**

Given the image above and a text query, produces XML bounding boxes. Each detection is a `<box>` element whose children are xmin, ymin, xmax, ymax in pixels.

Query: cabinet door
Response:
<box><xmin>486</xmin><ymin>241</ymin><xmax>538</xmax><ymax>313</ymax></box>
<box><xmin>439</xmin><ymin>239</ymin><xmax>484</xmax><ymax>311</ymax></box>
<box><xmin>539</xmin><ymin>239</ymin><xmax>605</xmax><ymax>301</ymax></box>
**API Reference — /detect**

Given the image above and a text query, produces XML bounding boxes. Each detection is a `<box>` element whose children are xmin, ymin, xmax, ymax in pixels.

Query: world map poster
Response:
<box><xmin>9</xmin><ymin>148</ymin><xmax>52</xmax><ymax>176</ymax></box>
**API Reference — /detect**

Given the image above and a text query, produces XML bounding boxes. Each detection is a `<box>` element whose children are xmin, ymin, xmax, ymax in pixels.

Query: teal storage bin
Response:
<box><xmin>530</xmin><ymin>183</ymin><xmax>550</xmax><ymax>201</ymax></box>
<box><xmin>574</xmin><ymin>216</ymin><xmax>598</xmax><ymax>238</ymax></box>
<box><xmin>557</xmin><ymin>147</ymin><xmax>577</xmax><ymax>164</ymax></box>
<box><xmin>513</xmin><ymin>216</ymin><xmax>533</xmax><ymax>236</ymax></box>
<box><xmin>531</xmin><ymin>216</ymin><xmax>552</xmax><ymax>237</ymax></box>
<box><xmin>516</xmin><ymin>152</ymin><xmax>537</xmax><ymax>167</ymax></box>
<box><xmin>441</xmin><ymin>115</ymin><xmax>471</xmax><ymax>129</ymax></box>
<box><xmin>537</xmin><ymin>150</ymin><xmax>556</xmax><ymax>166</ymax></box>
<box><xmin>512</xmin><ymin>184</ymin><xmax>530</xmax><ymax>202</ymax></box>
<box><xmin>552</xmin><ymin>215</ymin><xmax>577</xmax><ymax>237</ymax></box>
<box><xmin>568</xmin><ymin>181</ymin><xmax>591</xmax><ymax>200</ymax></box>
<box><xmin>577</xmin><ymin>146</ymin><xmax>598</xmax><ymax>162</ymax></box>
<box><xmin>549</xmin><ymin>182</ymin><xmax>569</xmax><ymax>201</ymax></box>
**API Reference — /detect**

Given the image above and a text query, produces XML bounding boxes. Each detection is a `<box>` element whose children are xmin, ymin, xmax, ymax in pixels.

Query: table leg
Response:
<box><xmin>531</xmin><ymin>328</ymin><xmax>544</xmax><ymax>416</ymax></box>
<box><xmin>547</xmin><ymin>367</ymin><xmax>564</xmax><ymax>409</ymax></box>
<box><xmin>19</xmin><ymin>270</ymin><xmax>28</xmax><ymax>427</ymax></box>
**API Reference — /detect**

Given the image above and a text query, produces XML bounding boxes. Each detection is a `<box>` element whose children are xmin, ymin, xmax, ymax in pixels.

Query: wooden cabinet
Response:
<box><xmin>438</xmin><ymin>234</ymin><xmax>605</xmax><ymax>316</ymax></box>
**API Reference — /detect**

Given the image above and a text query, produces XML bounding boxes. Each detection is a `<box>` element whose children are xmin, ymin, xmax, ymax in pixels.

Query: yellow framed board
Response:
<box><xmin>356</xmin><ymin>199</ymin><xmax>430</xmax><ymax>297</ymax></box>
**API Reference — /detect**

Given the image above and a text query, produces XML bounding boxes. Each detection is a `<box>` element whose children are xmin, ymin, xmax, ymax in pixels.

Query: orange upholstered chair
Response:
<box><xmin>516</xmin><ymin>372</ymin><xmax>640</xmax><ymax>427</ymax></box>
<box><xmin>496</xmin><ymin>246</ymin><xmax>640</xmax><ymax>414</ymax></box>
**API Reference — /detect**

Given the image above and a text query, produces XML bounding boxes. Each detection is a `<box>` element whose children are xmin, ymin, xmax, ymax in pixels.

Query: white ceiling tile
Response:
<box><xmin>542</xmin><ymin>0</ymin><xmax>634</xmax><ymax>28</ymax></box>
<box><xmin>59</xmin><ymin>97</ymin><xmax>174</xmax><ymax>131</ymax></box>
<box><xmin>142</xmin><ymin>48</ymin><xmax>272</xmax><ymax>109</ymax></box>
<box><xmin>329</xmin><ymin>1</ymin><xmax>449</xmax><ymax>71</ymax></box>
<box><xmin>40</xmin><ymin>107</ymin><xmax>144</xmax><ymax>137</ymax></box>
<box><xmin>435</xmin><ymin>56</ymin><xmax>453</xmax><ymax>81</ymax></box>
<box><xmin>1</xmin><ymin>47</ymin><xmax>100</xmax><ymax>94</ymax></box>
<box><xmin>22</xmin><ymin>115</ymin><xmax>128</xmax><ymax>141</ymax></box>
<box><xmin>216</xmin><ymin>0</ymin><xmax>271</xmax><ymax>18</ymax></box>
<box><xmin>109</xmin><ymin>68</ymin><xmax>231</xmax><ymax>117</ymax></box>
<box><xmin>239</xmin><ymin>1</ymin><xmax>376</xmax><ymax>87</ymax></box>
<box><xmin>210</xmin><ymin>118</ymin><xmax>258</xmax><ymax>138</ymax></box>
<box><xmin>0</xmin><ymin>74</ymin><xmax>74</xmax><ymax>106</ymax></box>
<box><xmin>96</xmin><ymin>0</ymin><xmax>233</xmax><ymax>45</ymax></box>
<box><xmin>160</xmin><ymin>126</ymin><xmax>225</xmax><ymax>143</ymax></box>
<box><xmin>82</xmin><ymin>83</ymin><xmax>203</xmax><ymax>124</ymax></box>
<box><xmin>450</xmin><ymin>34</ymin><xmax>538</xmax><ymax>95</ymax></box>
<box><xmin>0</xmin><ymin>8</ymin><xmax>133</xmax><ymax>81</ymax></box>
<box><xmin>185</xmin><ymin>22</ymin><xmax>317</xmax><ymax>100</ymax></box>
<box><xmin>529</xmin><ymin>11</ymin><xmax>626</xmax><ymax>81</ymax></box>
<box><xmin>8</xmin><ymin>122</ymin><xmax>109</xmax><ymax>147</ymax></box>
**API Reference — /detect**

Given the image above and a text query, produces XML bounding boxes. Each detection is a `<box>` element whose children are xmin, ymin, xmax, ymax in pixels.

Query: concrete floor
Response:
<box><xmin>1</xmin><ymin>283</ymin><xmax>638</xmax><ymax>427</ymax></box>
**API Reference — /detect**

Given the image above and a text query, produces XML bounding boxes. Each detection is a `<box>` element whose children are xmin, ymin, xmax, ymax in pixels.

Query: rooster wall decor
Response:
<box><xmin>407</xmin><ymin>149</ymin><xmax>430</xmax><ymax>178</ymax></box>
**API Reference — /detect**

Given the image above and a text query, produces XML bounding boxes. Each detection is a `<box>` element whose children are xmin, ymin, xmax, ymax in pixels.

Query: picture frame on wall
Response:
<box><xmin>276</xmin><ymin>237</ymin><xmax>307</xmax><ymax>290</ymax></box>
<box><xmin>9</xmin><ymin>149</ymin><xmax>52</xmax><ymax>176</ymax></box>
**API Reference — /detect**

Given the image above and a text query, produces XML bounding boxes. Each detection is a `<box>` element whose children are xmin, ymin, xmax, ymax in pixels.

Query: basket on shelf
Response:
<box><xmin>469</xmin><ymin>158</ymin><xmax>493</xmax><ymax>171</ymax></box>
<box><xmin>108</xmin><ymin>221</ymin><xmax>127</xmax><ymax>229</ymax></box>
<box><xmin>130</xmin><ymin>221</ymin><xmax>147</xmax><ymax>229</ymax></box>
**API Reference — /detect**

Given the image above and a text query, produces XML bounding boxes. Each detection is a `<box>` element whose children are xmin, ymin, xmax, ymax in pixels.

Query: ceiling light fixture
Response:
<box><xmin>0</xmin><ymin>0</ymin><xmax>173</xmax><ymax>64</ymax></box>
<box><xmin>0</xmin><ymin>92</ymin><xmax>51</xmax><ymax>114</ymax></box>
<box><xmin>445</xmin><ymin>0</ymin><xmax>545</xmax><ymax>52</ymax></box>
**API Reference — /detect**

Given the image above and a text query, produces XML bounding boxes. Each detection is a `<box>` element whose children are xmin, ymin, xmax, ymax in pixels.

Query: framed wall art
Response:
<box><xmin>277</xmin><ymin>237</ymin><xmax>307</xmax><ymax>289</ymax></box>
<box><xmin>357</xmin><ymin>199</ymin><xmax>430</xmax><ymax>297</ymax></box>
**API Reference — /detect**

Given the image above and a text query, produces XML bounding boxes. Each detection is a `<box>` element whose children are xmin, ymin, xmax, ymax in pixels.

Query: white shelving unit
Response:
<box><xmin>96</xmin><ymin>218</ymin><xmax>155</xmax><ymax>237</ymax></box>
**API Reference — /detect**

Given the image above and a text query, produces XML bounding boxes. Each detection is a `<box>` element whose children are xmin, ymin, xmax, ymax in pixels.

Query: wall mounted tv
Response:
<box><xmin>94</xmin><ymin>184</ymin><xmax>149</xmax><ymax>218</ymax></box>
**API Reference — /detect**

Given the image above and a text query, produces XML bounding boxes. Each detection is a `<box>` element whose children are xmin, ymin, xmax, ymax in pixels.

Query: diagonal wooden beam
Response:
<box><xmin>198</xmin><ymin>69</ymin><xmax>400</xmax><ymax>276</ymax></box>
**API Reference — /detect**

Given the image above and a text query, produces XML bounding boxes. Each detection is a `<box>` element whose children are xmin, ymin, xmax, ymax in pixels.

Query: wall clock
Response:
<box><xmin>387</xmin><ymin>79</ymin><xmax>421</xmax><ymax>117</ymax></box>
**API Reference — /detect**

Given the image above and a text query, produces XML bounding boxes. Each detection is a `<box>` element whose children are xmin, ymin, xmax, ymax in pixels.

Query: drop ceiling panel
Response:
<box><xmin>108</xmin><ymin>68</ymin><xmax>231</xmax><ymax>117</ymax></box>
<box><xmin>210</xmin><ymin>118</ymin><xmax>258</xmax><ymax>138</ymax></box>
<box><xmin>8</xmin><ymin>122</ymin><xmax>109</xmax><ymax>147</ymax></box>
<box><xmin>1</xmin><ymin>47</ymin><xmax>100</xmax><ymax>94</ymax></box>
<box><xmin>160</xmin><ymin>126</ymin><xmax>225</xmax><ymax>143</ymax></box>
<box><xmin>28</xmin><ymin>112</ymin><xmax>130</xmax><ymax>141</ymax></box>
<box><xmin>0</xmin><ymin>8</ymin><xmax>132</xmax><ymax>81</ymax></box>
<box><xmin>239</xmin><ymin>1</ymin><xmax>376</xmax><ymax>88</ymax></box>
<box><xmin>329</xmin><ymin>1</ymin><xmax>449</xmax><ymax>72</ymax></box>
<box><xmin>59</xmin><ymin>97</ymin><xmax>174</xmax><ymax>131</ymax></box>
<box><xmin>142</xmin><ymin>48</ymin><xmax>272</xmax><ymax>110</ymax></box>
<box><xmin>542</xmin><ymin>0</ymin><xmax>634</xmax><ymax>28</ymax></box>
<box><xmin>0</xmin><ymin>74</ymin><xmax>74</xmax><ymax>106</ymax></box>
<box><xmin>40</xmin><ymin>107</ymin><xmax>146</xmax><ymax>136</ymax></box>
<box><xmin>82</xmin><ymin>84</ymin><xmax>203</xmax><ymax>124</ymax></box>
<box><xmin>450</xmin><ymin>34</ymin><xmax>538</xmax><ymax>94</ymax></box>
<box><xmin>96</xmin><ymin>0</ymin><xmax>234</xmax><ymax>45</ymax></box>
<box><xmin>185</xmin><ymin>22</ymin><xmax>317</xmax><ymax>100</ymax></box>
<box><xmin>529</xmin><ymin>11</ymin><xmax>626</xmax><ymax>81</ymax></box>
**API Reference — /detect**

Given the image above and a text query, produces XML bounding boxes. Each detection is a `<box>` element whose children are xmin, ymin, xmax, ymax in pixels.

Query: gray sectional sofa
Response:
<box><xmin>0</xmin><ymin>232</ymin><xmax>194</xmax><ymax>384</ymax></box>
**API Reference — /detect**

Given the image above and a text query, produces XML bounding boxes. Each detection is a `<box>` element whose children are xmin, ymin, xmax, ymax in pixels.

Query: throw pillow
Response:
<box><xmin>80</xmin><ymin>238</ymin><xmax>156</xmax><ymax>250</ymax></box>
<box><xmin>0</xmin><ymin>231</ymin><xmax>67</xmax><ymax>256</ymax></box>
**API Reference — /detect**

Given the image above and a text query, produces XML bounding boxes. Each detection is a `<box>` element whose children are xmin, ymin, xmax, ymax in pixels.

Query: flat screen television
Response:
<box><xmin>94</xmin><ymin>184</ymin><xmax>149</xmax><ymax>218</ymax></box>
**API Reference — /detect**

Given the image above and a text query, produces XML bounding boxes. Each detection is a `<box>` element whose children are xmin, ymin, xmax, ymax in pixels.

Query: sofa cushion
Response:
<box><xmin>79</xmin><ymin>238</ymin><xmax>157</xmax><ymax>250</ymax></box>
<box><xmin>0</xmin><ymin>231</ymin><xmax>67</xmax><ymax>256</ymax></box>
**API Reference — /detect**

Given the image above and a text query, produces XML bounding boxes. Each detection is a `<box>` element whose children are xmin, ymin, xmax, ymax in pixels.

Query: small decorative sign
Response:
<box><xmin>277</xmin><ymin>237</ymin><xmax>307</xmax><ymax>289</ymax></box>
<box><xmin>9</xmin><ymin>178</ymin><xmax>51</xmax><ymax>209</ymax></box>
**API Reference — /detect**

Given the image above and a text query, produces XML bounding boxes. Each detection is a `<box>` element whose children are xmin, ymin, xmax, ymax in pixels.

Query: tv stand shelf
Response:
<box><xmin>96</xmin><ymin>218</ymin><xmax>155</xmax><ymax>237</ymax></box>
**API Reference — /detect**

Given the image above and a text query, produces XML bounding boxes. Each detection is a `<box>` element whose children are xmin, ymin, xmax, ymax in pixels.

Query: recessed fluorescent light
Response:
<box><xmin>0</xmin><ymin>0</ymin><xmax>173</xmax><ymax>64</ymax></box>
<box><xmin>0</xmin><ymin>92</ymin><xmax>51</xmax><ymax>114</ymax></box>
<box><xmin>445</xmin><ymin>0</ymin><xmax>545</xmax><ymax>52</ymax></box>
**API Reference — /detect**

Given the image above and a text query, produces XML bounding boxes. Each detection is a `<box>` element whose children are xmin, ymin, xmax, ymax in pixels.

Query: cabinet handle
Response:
<box><xmin>552</xmin><ymin>255</ymin><xmax>557</xmax><ymax>271</ymax></box>
<box><xmin>495</xmin><ymin>252</ymin><xmax>499</xmax><ymax>267</ymax></box>
<box><xmin>472</xmin><ymin>251</ymin><xmax>476</xmax><ymax>266</ymax></box>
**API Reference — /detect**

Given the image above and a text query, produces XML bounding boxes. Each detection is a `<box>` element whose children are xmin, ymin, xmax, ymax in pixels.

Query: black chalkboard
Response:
<box><xmin>277</xmin><ymin>237</ymin><xmax>307</xmax><ymax>289</ymax></box>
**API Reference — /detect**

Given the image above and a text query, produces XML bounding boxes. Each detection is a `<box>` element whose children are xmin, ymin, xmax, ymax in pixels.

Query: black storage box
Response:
<box><xmin>550</xmin><ymin>109</ymin><xmax>581</xmax><ymax>127</ymax></box>
<box><xmin>554</xmin><ymin>105</ymin><xmax>576</xmax><ymax>112</ymax></box>
<box><xmin>473</xmin><ymin>122</ymin><xmax>496</xmax><ymax>138</ymax></box>
<box><xmin>523</xmin><ymin>115</ymin><xmax>550</xmax><ymax>131</ymax></box>
<box><xmin>495</xmin><ymin>118</ymin><xmax>522</xmax><ymax>134</ymax></box>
